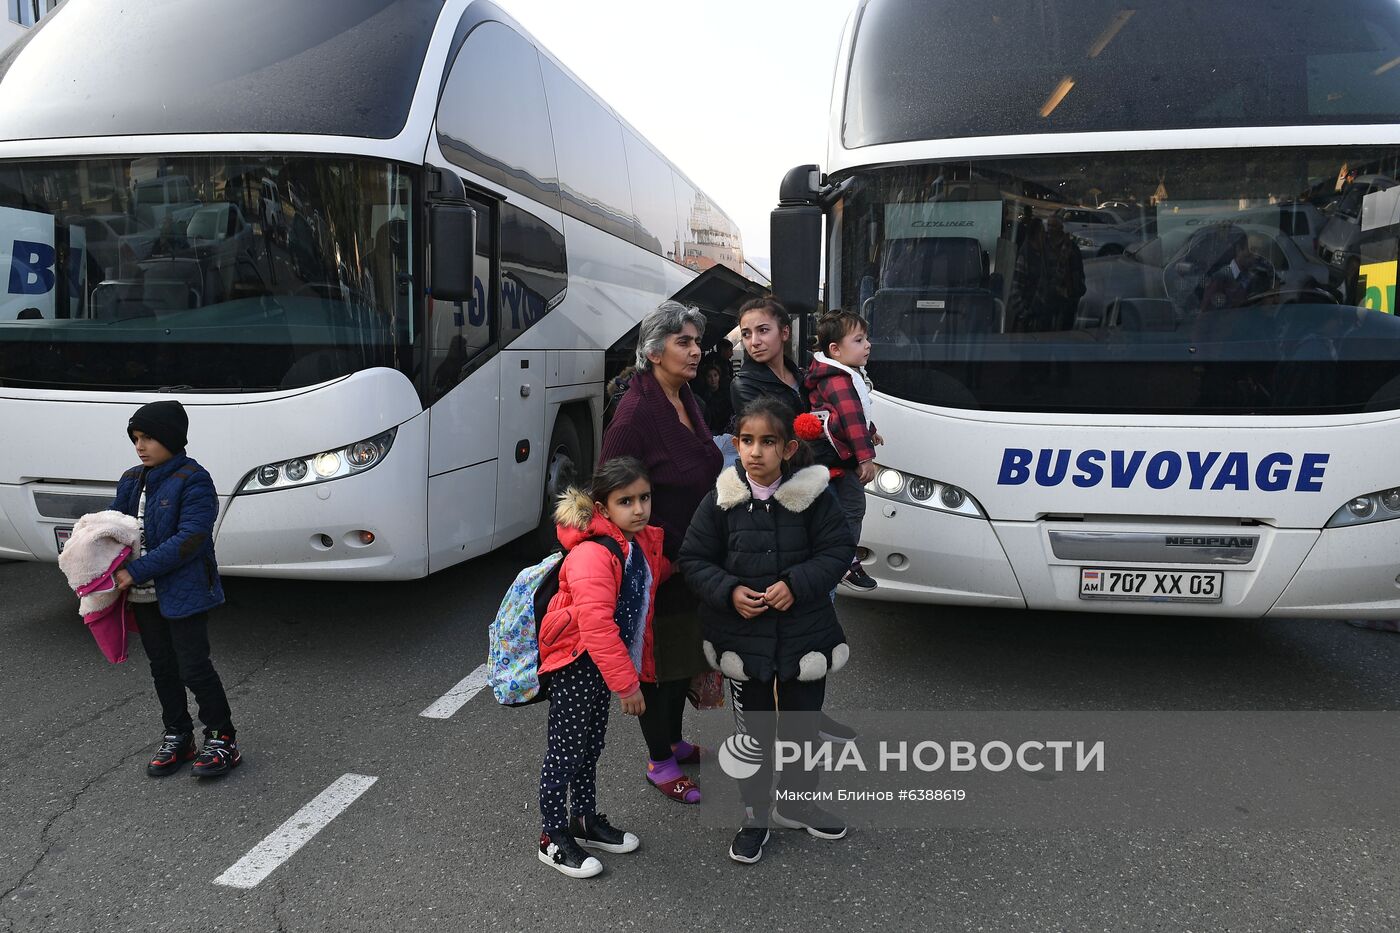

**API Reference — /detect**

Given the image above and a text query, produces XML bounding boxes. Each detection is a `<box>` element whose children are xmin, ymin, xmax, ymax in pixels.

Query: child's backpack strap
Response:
<box><xmin>584</xmin><ymin>534</ymin><xmax>625</xmax><ymax>566</ymax></box>
<box><xmin>532</xmin><ymin>534</ymin><xmax>623</xmax><ymax>622</ymax></box>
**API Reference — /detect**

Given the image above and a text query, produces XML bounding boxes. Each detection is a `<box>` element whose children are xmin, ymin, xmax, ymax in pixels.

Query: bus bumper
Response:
<box><xmin>852</xmin><ymin>497</ymin><xmax>1400</xmax><ymax>620</ymax></box>
<box><xmin>1269</xmin><ymin>520</ymin><xmax>1400</xmax><ymax>620</ymax></box>
<box><xmin>847</xmin><ymin>498</ymin><xmax>1025</xmax><ymax>608</ymax></box>
<box><xmin>992</xmin><ymin>522</ymin><xmax>1318</xmax><ymax>617</ymax></box>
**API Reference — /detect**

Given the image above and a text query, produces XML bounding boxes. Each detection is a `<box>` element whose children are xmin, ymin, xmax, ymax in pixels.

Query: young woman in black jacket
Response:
<box><xmin>679</xmin><ymin>397</ymin><xmax>854</xmax><ymax>865</ymax></box>
<box><xmin>729</xmin><ymin>298</ymin><xmax>807</xmax><ymax>422</ymax></box>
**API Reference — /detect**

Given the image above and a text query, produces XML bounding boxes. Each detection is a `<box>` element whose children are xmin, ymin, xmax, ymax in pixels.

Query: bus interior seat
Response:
<box><xmin>370</xmin><ymin>219</ymin><xmax>408</xmax><ymax>311</ymax></box>
<box><xmin>1115</xmin><ymin>298</ymin><xmax>1179</xmax><ymax>332</ymax></box>
<box><xmin>141</xmin><ymin>259</ymin><xmax>205</xmax><ymax>310</ymax></box>
<box><xmin>141</xmin><ymin>279</ymin><xmax>196</xmax><ymax>311</ymax></box>
<box><xmin>870</xmin><ymin>237</ymin><xmax>1000</xmax><ymax>346</ymax></box>
<box><xmin>880</xmin><ymin>236</ymin><xmax>984</xmax><ymax>290</ymax></box>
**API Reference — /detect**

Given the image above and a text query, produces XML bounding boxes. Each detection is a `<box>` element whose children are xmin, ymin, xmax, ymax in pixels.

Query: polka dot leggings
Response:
<box><xmin>539</xmin><ymin>654</ymin><xmax>612</xmax><ymax>832</ymax></box>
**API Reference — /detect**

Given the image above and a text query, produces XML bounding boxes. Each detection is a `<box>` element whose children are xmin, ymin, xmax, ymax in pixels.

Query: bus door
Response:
<box><xmin>492</xmin><ymin>202</ymin><xmax>549</xmax><ymax>548</ymax></box>
<box><xmin>426</xmin><ymin>187</ymin><xmax>500</xmax><ymax>570</ymax></box>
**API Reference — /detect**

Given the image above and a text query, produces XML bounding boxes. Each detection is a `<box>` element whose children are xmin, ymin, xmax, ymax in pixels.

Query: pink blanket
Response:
<box><xmin>76</xmin><ymin>548</ymin><xmax>139</xmax><ymax>663</ymax></box>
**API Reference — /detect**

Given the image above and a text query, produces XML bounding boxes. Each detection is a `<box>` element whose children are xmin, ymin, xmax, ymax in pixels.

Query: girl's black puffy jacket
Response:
<box><xmin>679</xmin><ymin>463</ymin><xmax>854</xmax><ymax>683</ymax></box>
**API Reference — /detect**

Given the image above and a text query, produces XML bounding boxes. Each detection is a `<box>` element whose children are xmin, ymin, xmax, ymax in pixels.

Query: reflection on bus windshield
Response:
<box><xmin>838</xmin><ymin>148</ymin><xmax>1400</xmax><ymax>414</ymax></box>
<box><xmin>0</xmin><ymin>156</ymin><xmax>413</xmax><ymax>392</ymax></box>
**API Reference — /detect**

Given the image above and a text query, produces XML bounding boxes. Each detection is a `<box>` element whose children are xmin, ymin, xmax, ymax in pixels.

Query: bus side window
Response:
<box><xmin>499</xmin><ymin>201</ymin><xmax>566</xmax><ymax>346</ymax></box>
<box><xmin>428</xmin><ymin>193</ymin><xmax>496</xmax><ymax>402</ymax></box>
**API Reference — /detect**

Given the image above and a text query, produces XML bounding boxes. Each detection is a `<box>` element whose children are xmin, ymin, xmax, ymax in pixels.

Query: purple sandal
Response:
<box><xmin>649</xmin><ymin>775</ymin><xmax>702</xmax><ymax>804</ymax></box>
<box><xmin>671</xmin><ymin>742</ymin><xmax>705</xmax><ymax>766</ymax></box>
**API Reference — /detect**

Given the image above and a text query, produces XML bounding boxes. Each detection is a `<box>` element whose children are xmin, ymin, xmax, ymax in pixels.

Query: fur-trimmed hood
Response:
<box><xmin>553</xmin><ymin>487</ymin><xmax>627</xmax><ymax>552</ymax></box>
<box><xmin>715</xmin><ymin>463</ymin><xmax>831</xmax><ymax>513</ymax></box>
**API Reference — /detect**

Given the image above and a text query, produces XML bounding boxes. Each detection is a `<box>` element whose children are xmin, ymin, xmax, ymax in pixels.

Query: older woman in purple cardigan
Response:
<box><xmin>599</xmin><ymin>301</ymin><xmax>721</xmax><ymax>803</ymax></box>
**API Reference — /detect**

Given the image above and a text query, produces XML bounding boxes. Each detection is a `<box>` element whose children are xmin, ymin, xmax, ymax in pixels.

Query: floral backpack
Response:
<box><xmin>487</xmin><ymin>536</ymin><xmax>623</xmax><ymax>706</ymax></box>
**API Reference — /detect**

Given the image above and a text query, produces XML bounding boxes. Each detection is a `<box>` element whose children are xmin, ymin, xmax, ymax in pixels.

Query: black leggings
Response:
<box><xmin>637</xmin><ymin>678</ymin><xmax>689</xmax><ymax>761</ymax></box>
<box><xmin>731</xmin><ymin>676</ymin><xmax>827</xmax><ymax>809</ymax></box>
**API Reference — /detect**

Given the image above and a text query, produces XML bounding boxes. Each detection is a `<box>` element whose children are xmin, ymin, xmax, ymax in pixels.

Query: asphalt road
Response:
<box><xmin>3</xmin><ymin>553</ymin><xmax>1400</xmax><ymax>933</ymax></box>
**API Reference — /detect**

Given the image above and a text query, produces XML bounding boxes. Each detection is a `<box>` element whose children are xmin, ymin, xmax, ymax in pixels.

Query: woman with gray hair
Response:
<box><xmin>599</xmin><ymin>300</ymin><xmax>721</xmax><ymax>804</ymax></box>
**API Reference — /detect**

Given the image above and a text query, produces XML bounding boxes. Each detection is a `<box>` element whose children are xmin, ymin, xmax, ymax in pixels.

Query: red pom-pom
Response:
<box><xmin>793</xmin><ymin>412</ymin><xmax>824</xmax><ymax>442</ymax></box>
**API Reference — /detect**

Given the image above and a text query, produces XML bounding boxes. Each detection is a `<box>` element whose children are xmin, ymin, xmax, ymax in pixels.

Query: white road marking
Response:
<box><xmin>213</xmin><ymin>773</ymin><xmax>378</xmax><ymax>889</ymax></box>
<box><xmin>419</xmin><ymin>663</ymin><xmax>490</xmax><ymax>719</ymax></box>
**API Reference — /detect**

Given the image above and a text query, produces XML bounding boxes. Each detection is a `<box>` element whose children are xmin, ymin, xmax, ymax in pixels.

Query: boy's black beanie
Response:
<box><xmin>127</xmin><ymin>400</ymin><xmax>188</xmax><ymax>453</ymax></box>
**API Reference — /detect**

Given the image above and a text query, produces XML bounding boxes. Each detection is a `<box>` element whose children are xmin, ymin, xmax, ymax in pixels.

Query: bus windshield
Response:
<box><xmin>834</xmin><ymin>146</ymin><xmax>1400</xmax><ymax>414</ymax></box>
<box><xmin>843</xmin><ymin>0</ymin><xmax>1400</xmax><ymax>147</ymax></box>
<box><xmin>0</xmin><ymin>155</ymin><xmax>415</xmax><ymax>392</ymax></box>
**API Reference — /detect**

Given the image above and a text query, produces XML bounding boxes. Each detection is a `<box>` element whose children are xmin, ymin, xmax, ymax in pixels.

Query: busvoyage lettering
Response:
<box><xmin>997</xmin><ymin>448</ymin><xmax>1329</xmax><ymax>492</ymax></box>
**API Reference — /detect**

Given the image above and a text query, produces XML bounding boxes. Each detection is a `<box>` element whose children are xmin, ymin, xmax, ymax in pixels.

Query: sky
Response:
<box><xmin>503</xmin><ymin>0</ymin><xmax>857</xmax><ymax>274</ymax></box>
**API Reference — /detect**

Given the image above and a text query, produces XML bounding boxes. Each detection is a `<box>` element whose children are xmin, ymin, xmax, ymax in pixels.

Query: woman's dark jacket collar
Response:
<box><xmin>736</xmin><ymin>354</ymin><xmax>803</xmax><ymax>388</ymax></box>
<box><xmin>730</xmin><ymin>354</ymin><xmax>808</xmax><ymax>416</ymax></box>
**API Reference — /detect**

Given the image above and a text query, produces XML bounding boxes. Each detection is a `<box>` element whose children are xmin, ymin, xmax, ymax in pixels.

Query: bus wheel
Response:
<box><xmin>533</xmin><ymin>415</ymin><xmax>585</xmax><ymax>555</ymax></box>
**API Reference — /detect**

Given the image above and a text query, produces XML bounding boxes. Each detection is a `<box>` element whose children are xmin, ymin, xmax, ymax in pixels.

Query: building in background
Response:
<box><xmin>2</xmin><ymin>0</ymin><xmax>59</xmax><ymax>49</ymax></box>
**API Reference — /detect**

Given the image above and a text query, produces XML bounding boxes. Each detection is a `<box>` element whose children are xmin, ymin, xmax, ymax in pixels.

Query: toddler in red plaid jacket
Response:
<box><xmin>803</xmin><ymin>311</ymin><xmax>883</xmax><ymax>590</ymax></box>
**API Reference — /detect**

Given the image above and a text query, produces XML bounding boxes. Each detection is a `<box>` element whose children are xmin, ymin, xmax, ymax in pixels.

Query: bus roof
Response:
<box><xmin>835</xmin><ymin>0</ymin><xmax>1400</xmax><ymax>165</ymax></box>
<box><xmin>0</xmin><ymin>0</ymin><xmax>443</xmax><ymax>142</ymax></box>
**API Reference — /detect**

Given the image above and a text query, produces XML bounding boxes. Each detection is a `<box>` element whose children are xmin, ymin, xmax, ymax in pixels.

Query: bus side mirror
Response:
<box><xmin>771</xmin><ymin>164</ymin><xmax>823</xmax><ymax>325</ymax></box>
<box><xmin>430</xmin><ymin>203</ymin><xmax>476</xmax><ymax>302</ymax></box>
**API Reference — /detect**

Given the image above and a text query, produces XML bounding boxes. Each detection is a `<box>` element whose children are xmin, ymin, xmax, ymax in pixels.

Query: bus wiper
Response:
<box><xmin>158</xmin><ymin>384</ymin><xmax>194</xmax><ymax>392</ymax></box>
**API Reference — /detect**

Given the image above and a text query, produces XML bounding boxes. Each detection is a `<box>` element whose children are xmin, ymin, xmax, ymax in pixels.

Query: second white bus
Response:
<box><xmin>771</xmin><ymin>0</ymin><xmax>1400</xmax><ymax>618</ymax></box>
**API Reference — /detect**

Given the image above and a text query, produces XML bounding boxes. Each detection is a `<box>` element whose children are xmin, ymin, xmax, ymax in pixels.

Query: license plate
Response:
<box><xmin>54</xmin><ymin>525</ymin><xmax>73</xmax><ymax>553</ymax></box>
<box><xmin>1079</xmin><ymin>567</ymin><xmax>1223</xmax><ymax>602</ymax></box>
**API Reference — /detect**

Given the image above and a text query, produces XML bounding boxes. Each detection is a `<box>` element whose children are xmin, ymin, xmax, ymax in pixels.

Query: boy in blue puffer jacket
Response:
<box><xmin>111</xmin><ymin>400</ymin><xmax>240</xmax><ymax>778</ymax></box>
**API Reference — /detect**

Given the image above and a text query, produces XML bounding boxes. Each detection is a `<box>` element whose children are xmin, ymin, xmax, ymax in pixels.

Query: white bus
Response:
<box><xmin>771</xmin><ymin>0</ymin><xmax>1400</xmax><ymax>617</ymax></box>
<box><xmin>0</xmin><ymin>0</ymin><xmax>746</xmax><ymax>579</ymax></box>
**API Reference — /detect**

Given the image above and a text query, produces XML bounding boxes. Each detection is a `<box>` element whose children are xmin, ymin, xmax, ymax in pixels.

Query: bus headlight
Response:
<box><xmin>313</xmin><ymin>452</ymin><xmax>341</xmax><ymax>478</ymax></box>
<box><xmin>875</xmin><ymin>468</ymin><xmax>904</xmax><ymax>496</ymax></box>
<box><xmin>866</xmin><ymin>464</ymin><xmax>985</xmax><ymax>517</ymax></box>
<box><xmin>1326</xmin><ymin>486</ymin><xmax>1400</xmax><ymax>527</ymax></box>
<box><xmin>237</xmin><ymin>429</ymin><xmax>397</xmax><ymax>495</ymax></box>
<box><xmin>347</xmin><ymin>441</ymin><xmax>381</xmax><ymax>468</ymax></box>
<box><xmin>907</xmin><ymin>477</ymin><xmax>934</xmax><ymax>501</ymax></box>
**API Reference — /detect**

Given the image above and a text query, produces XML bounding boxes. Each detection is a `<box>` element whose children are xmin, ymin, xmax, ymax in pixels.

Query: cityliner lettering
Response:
<box><xmin>997</xmin><ymin>448</ymin><xmax>1329</xmax><ymax>492</ymax></box>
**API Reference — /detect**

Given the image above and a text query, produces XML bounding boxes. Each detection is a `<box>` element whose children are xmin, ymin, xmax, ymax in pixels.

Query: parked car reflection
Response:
<box><xmin>1080</xmin><ymin>222</ymin><xmax>1334</xmax><ymax>330</ymax></box>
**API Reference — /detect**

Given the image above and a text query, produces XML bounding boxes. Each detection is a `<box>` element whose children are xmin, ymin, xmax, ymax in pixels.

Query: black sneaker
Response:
<box><xmin>771</xmin><ymin>803</ymin><xmax>847</xmax><ymax>840</ymax></box>
<box><xmin>570</xmin><ymin>813</ymin><xmax>639</xmax><ymax>854</ymax></box>
<box><xmin>817</xmin><ymin>713</ymin><xmax>858</xmax><ymax>744</ymax></box>
<box><xmin>729</xmin><ymin>810</ymin><xmax>770</xmax><ymax>864</ymax></box>
<box><xmin>146</xmin><ymin>732</ymin><xmax>195</xmax><ymax>777</ymax></box>
<box><xmin>538</xmin><ymin>828</ymin><xmax>603</xmax><ymax>878</ymax></box>
<box><xmin>840</xmin><ymin>563</ymin><xmax>878</xmax><ymax>591</ymax></box>
<box><xmin>191</xmin><ymin>734</ymin><xmax>241</xmax><ymax>778</ymax></box>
